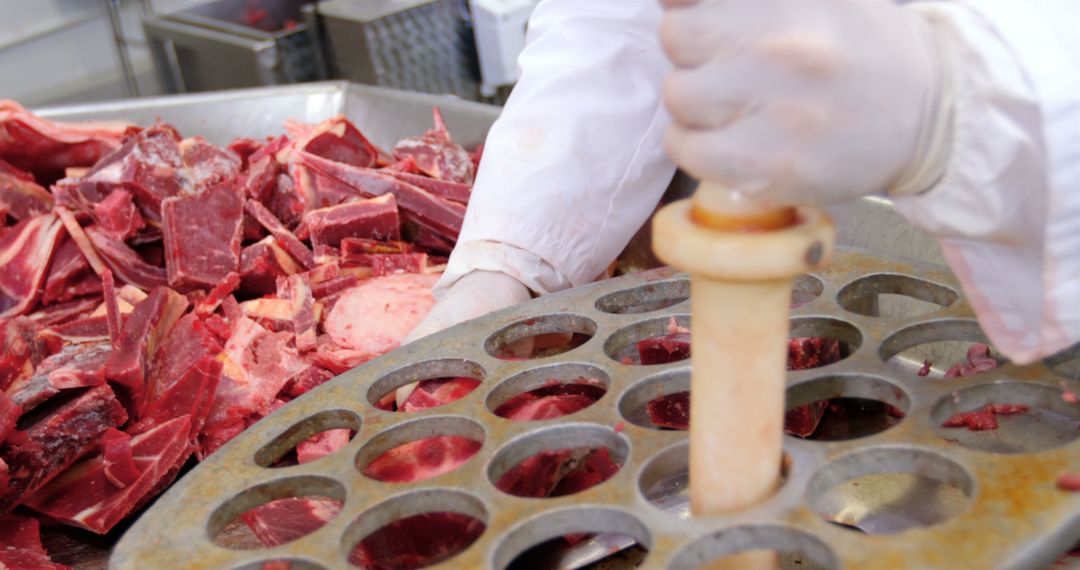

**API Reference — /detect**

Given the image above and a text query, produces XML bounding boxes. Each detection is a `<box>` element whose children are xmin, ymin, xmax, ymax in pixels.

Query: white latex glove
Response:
<box><xmin>395</xmin><ymin>270</ymin><xmax>531</xmax><ymax>406</ymax></box>
<box><xmin>659</xmin><ymin>0</ymin><xmax>953</xmax><ymax>206</ymax></box>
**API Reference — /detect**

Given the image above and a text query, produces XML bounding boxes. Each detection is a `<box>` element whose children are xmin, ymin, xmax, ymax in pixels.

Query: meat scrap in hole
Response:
<box><xmin>362</xmin><ymin>435</ymin><xmax>482</xmax><ymax>483</ymax></box>
<box><xmin>492</xmin><ymin>379</ymin><xmax>606</xmax><ymax>421</ymax></box>
<box><xmin>941</xmin><ymin>403</ymin><xmax>1030</xmax><ymax>432</ymax></box>
<box><xmin>495</xmin><ymin>447</ymin><xmax>620</xmax><ymax>499</ymax></box>
<box><xmin>348</xmin><ymin>512</ymin><xmax>485</xmax><ymax>570</ymax></box>
<box><xmin>0</xmin><ymin>512</ymin><xmax>72</xmax><ymax>569</ymax></box>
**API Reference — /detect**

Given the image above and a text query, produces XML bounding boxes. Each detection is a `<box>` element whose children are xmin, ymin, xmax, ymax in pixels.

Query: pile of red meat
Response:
<box><xmin>0</xmin><ymin>100</ymin><xmax>482</xmax><ymax>564</ymax></box>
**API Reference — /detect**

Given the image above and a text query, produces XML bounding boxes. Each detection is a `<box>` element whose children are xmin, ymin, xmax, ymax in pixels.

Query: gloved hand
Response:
<box><xmin>395</xmin><ymin>270</ymin><xmax>532</xmax><ymax>406</ymax></box>
<box><xmin>659</xmin><ymin>0</ymin><xmax>954</xmax><ymax>206</ymax></box>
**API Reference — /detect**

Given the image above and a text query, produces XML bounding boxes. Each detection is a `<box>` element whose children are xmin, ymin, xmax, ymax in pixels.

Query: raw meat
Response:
<box><xmin>0</xmin><ymin>317</ymin><xmax>61</xmax><ymax>391</ymax></box>
<box><xmin>0</xmin><ymin>213</ymin><xmax>65</xmax><ymax>318</ymax></box>
<box><xmin>99</xmin><ymin>427</ymin><xmax>140</xmax><ymax>488</ymax></box>
<box><xmin>0</xmin><ymin>513</ymin><xmax>72</xmax><ymax>569</ymax></box>
<box><xmin>0</xmin><ymin>384</ymin><xmax>128</xmax><ymax>512</ymax></box>
<box><xmin>362</xmin><ymin>436</ymin><xmax>481</xmax><ymax>483</ymax></box>
<box><xmin>239</xmin><ymin>236</ymin><xmax>302</xmax><ymax>296</ymax></box>
<box><xmin>23</xmin><ymin>415</ymin><xmax>193</xmax><ymax>533</ymax></box>
<box><xmin>396</xmin><ymin>378</ymin><xmax>482</xmax><ymax>412</ymax></box>
<box><xmin>5</xmin><ymin>341</ymin><xmax>111</xmax><ymax>413</ymax></box>
<box><xmin>340</xmin><ymin>237</ymin><xmax>414</xmax><ymax>255</ymax></box>
<box><xmin>43</xmin><ymin>237</ymin><xmax>93</xmax><ymax>304</ymax></box>
<box><xmin>104</xmin><ymin>287</ymin><xmax>189</xmax><ymax>402</ymax></box>
<box><xmin>392</xmin><ymin>108</ymin><xmax>475</xmax><ymax>185</ymax></box>
<box><xmin>0</xmin><ymin>158</ymin><xmax>54</xmax><ymax>221</ymax></box>
<box><xmin>245</xmin><ymin>199</ymin><xmax>315</xmax><ymax>269</ymax></box>
<box><xmin>162</xmin><ymin>182</ymin><xmax>244</xmax><ymax>291</ymax></box>
<box><xmin>281</xmin><ymin>366</ymin><xmax>333</xmax><ymax>399</ymax></box>
<box><xmin>85</xmin><ymin>225</ymin><xmax>169</xmax><ymax>290</ymax></box>
<box><xmin>348</xmin><ymin>512</ymin><xmax>485</xmax><ymax>570</ymax></box>
<box><xmin>646</xmin><ymin>391</ymin><xmax>689</xmax><ymax>430</ymax></box>
<box><xmin>295</xmin><ymin>151</ymin><xmax>465</xmax><ymax>241</ymax></box>
<box><xmin>495</xmin><ymin>447</ymin><xmax>620</xmax><ymax>499</ymax></box>
<box><xmin>370</xmin><ymin>253</ymin><xmax>429</xmax><ymax>277</ymax></box>
<box><xmin>295</xmin><ymin>429</ymin><xmax>352</xmax><ymax>464</ymax></box>
<box><xmin>1057</xmin><ymin>474</ymin><xmax>1080</xmax><ymax>491</ymax></box>
<box><xmin>382</xmin><ymin>169</ymin><xmax>470</xmax><ymax>204</ymax></box>
<box><xmin>945</xmin><ymin>343</ymin><xmax>999</xmax><ymax>377</ymax></box>
<box><xmin>92</xmin><ymin>188</ymin><xmax>144</xmax><ymax>241</ymax></box>
<box><xmin>942</xmin><ymin>403</ymin><xmax>1030</xmax><ymax>431</ymax></box>
<box><xmin>636</xmin><ymin>333</ymin><xmax>690</xmax><ymax>365</ymax></box>
<box><xmin>788</xmin><ymin>337</ymin><xmax>842</xmax><ymax>370</ymax></box>
<box><xmin>295</xmin><ymin>115</ymin><xmax>379</xmax><ymax>169</ymax></box>
<box><xmin>303</xmin><ymin>194</ymin><xmax>400</xmax><ymax>247</ymax></box>
<box><xmin>324</xmin><ymin>273</ymin><xmax>438</xmax><ymax>358</ymax></box>
<box><xmin>492</xmin><ymin>380</ymin><xmax>606</xmax><ymax>421</ymax></box>
<box><xmin>180</xmin><ymin>137</ymin><xmax>241</xmax><ymax>190</ymax></box>
<box><xmin>0</xmin><ymin>99</ymin><xmax>130</xmax><ymax>178</ymax></box>
<box><xmin>240</xmin><ymin>496</ymin><xmax>342</xmax><ymax>547</ymax></box>
<box><xmin>0</xmin><ymin>392</ymin><xmax>18</xmax><ymax>443</ymax></box>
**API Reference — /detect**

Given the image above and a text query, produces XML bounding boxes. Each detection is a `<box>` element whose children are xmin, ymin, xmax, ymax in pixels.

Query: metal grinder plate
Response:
<box><xmin>109</xmin><ymin>248</ymin><xmax>1080</xmax><ymax>569</ymax></box>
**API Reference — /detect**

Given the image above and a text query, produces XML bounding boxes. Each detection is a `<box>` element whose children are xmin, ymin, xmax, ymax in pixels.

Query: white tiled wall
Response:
<box><xmin>0</xmin><ymin>0</ymin><xmax>202</xmax><ymax>107</ymax></box>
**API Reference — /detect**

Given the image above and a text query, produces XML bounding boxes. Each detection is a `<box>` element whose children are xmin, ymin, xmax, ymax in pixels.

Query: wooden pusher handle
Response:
<box><xmin>652</xmin><ymin>182</ymin><xmax>835</xmax><ymax>568</ymax></box>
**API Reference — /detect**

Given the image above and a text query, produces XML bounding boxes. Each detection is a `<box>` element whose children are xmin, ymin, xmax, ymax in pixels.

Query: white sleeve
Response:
<box><xmin>892</xmin><ymin>0</ymin><xmax>1080</xmax><ymax>365</ymax></box>
<box><xmin>435</xmin><ymin>0</ymin><xmax>676</xmax><ymax>296</ymax></box>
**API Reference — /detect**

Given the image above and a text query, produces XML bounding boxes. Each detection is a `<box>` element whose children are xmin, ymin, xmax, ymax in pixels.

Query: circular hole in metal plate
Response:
<box><xmin>619</xmin><ymin>368</ymin><xmax>690</xmax><ymax>430</ymax></box>
<box><xmin>594</xmin><ymin>278</ymin><xmax>689</xmax><ymax>314</ymax></box>
<box><xmin>931</xmin><ymin>381</ymin><xmax>1080</xmax><ymax>453</ymax></box>
<box><xmin>668</xmin><ymin>525</ymin><xmax>839</xmax><ymax>570</ymax></box>
<box><xmin>806</xmin><ymin>446</ymin><xmax>974</xmax><ymax>535</ymax></box>
<box><xmin>789</xmin><ymin>317</ymin><xmax>863</xmax><ymax>369</ymax></box>
<box><xmin>488</xmin><ymin>423</ymin><xmax>628</xmax><ymax>499</ymax></box>
<box><xmin>356</xmin><ymin>415</ymin><xmax>484</xmax><ymax>483</ymax></box>
<box><xmin>879</xmin><ymin>320</ymin><xmax>1007</xmax><ymax>377</ymax></box>
<box><xmin>485</xmin><ymin>313</ymin><xmax>597</xmax><ymax>360</ymax></box>
<box><xmin>1045</xmin><ymin>343</ymin><xmax>1080</xmax><ymax>380</ymax></box>
<box><xmin>491</xmin><ymin>507</ymin><xmax>651</xmax><ymax>570</ymax></box>
<box><xmin>254</xmin><ymin>410</ymin><xmax>361</xmax><ymax>468</ymax></box>
<box><xmin>837</xmin><ymin>273</ymin><xmax>958</xmax><ymax>318</ymax></box>
<box><xmin>208</xmin><ymin>476</ymin><xmax>345</xmax><ymax>550</ymax></box>
<box><xmin>485</xmin><ymin>363</ymin><xmax>610</xmax><ymax>422</ymax></box>
<box><xmin>785</xmin><ymin>375</ymin><xmax>910</xmax><ymax>441</ymax></box>
<box><xmin>791</xmin><ymin>274</ymin><xmax>826</xmax><ymax>309</ymax></box>
<box><xmin>232</xmin><ymin>560</ymin><xmax>326</xmax><ymax>570</ymax></box>
<box><xmin>366</xmin><ymin>358</ymin><xmax>484</xmax><ymax>412</ymax></box>
<box><xmin>605</xmin><ymin>315</ymin><xmax>690</xmax><ymax>366</ymax></box>
<box><xmin>341</xmin><ymin>488</ymin><xmax>486</xmax><ymax>569</ymax></box>
<box><xmin>637</xmin><ymin>440</ymin><xmax>790</xmax><ymax>517</ymax></box>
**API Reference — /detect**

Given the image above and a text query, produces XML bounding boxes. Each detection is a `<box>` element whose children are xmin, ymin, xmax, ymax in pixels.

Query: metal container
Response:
<box><xmin>142</xmin><ymin>0</ymin><xmax>323</xmax><ymax>94</ymax></box>
<box><xmin>312</xmin><ymin>0</ymin><xmax>481</xmax><ymax>101</ymax></box>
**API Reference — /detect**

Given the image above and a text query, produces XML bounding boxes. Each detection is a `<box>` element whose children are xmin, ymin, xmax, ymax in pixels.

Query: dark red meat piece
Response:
<box><xmin>27</xmin><ymin>296</ymin><xmax>100</xmax><ymax>326</ymax></box>
<box><xmin>303</xmin><ymin>194</ymin><xmax>400</xmax><ymax>248</ymax></box>
<box><xmin>180</xmin><ymin>136</ymin><xmax>241</xmax><ymax>190</ymax></box>
<box><xmin>295</xmin><ymin>429</ymin><xmax>352</xmax><ymax>465</ymax></box>
<box><xmin>783</xmin><ymin>400</ymin><xmax>830</xmax><ymax>438</ymax></box>
<box><xmin>276</xmin><ymin>274</ymin><xmax>317</xmax><ymax>352</ymax></box>
<box><xmin>227</xmin><ymin>137</ymin><xmax>263</xmax><ymax>168</ymax></box>
<box><xmin>788</xmin><ymin>337</ymin><xmax>842</xmax><ymax>370</ymax></box>
<box><xmin>162</xmin><ymin>183</ymin><xmax>244</xmax><ymax>291</ymax></box>
<box><xmin>0</xmin><ymin>213</ymin><xmax>65</xmax><ymax>318</ymax></box>
<box><xmin>99</xmin><ymin>427</ymin><xmax>140</xmax><ymax>488</ymax></box>
<box><xmin>637</xmin><ymin>333</ymin><xmax>690</xmax><ymax>365</ymax></box>
<box><xmin>295</xmin><ymin>151</ymin><xmax>465</xmax><ymax>242</ymax></box>
<box><xmin>495</xmin><ymin>447</ymin><xmax>620</xmax><ymax>499</ymax></box>
<box><xmin>369</xmin><ymin>253</ymin><xmax>429</xmax><ymax>277</ymax></box>
<box><xmin>348</xmin><ymin>512</ymin><xmax>485</xmax><ymax>570</ymax></box>
<box><xmin>85</xmin><ymin>225</ymin><xmax>168</xmax><ymax>290</ymax></box>
<box><xmin>238</xmin><ymin>236</ymin><xmax>300</xmax><ymax>297</ymax></box>
<box><xmin>942</xmin><ymin>403</ymin><xmax>1029</xmax><ymax>431</ymax></box>
<box><xmin>240</xmin><ymin>497</ymin><xmax>342</xmax><ymax>548</ymax></box>
<box><xmin>340</xmin><ymin>237</ymin><xmax>414</xmax><ymax>255</ymax></box>
<box><xmin>0</xmin><ymin>384</ymin><xmax>128</xmax><ymax>512</ymax></box>
<box><xmin>295</xmin><ymin>115</ymin><xmax>379</xmax><ymax>169</ymax></box>
<box><xmin>397</xmin><ymin>378</ymin><xmax>481</xmax><ymax>412</ymax></box>
<box><xmin>382</xmin><ymin>169</ymin><xmax>471</xmax><ymax>204</ymax></box>
<box><xmin>492</xmin><ymin>380</ymin><xmax>606</xmax><ymax>421</ymax></box>
<box><xmin>0</xmin><ymin>513</ymin><xmax>72</xmax><ymax>569</ymax></box>
<box><xmin>91</xmin><ymin>187</ymin><xmax>144</xmax><ymax>241</ymax></box>
<box><xmin>1057</xmin><ymin>473</ymin><xmax>1080</xmax><ymax>491</ymax></box>
<box><xmin>0</xmin><ymin>317</ymin><xmax>61</xmax><ymax>392</ymax></box>
<box><xmin>245</xmin><ymin>199</ymin><xmax>315</xmax><ymax>269</ymax></box>
<box><xmin>104</xmin><ymin>286</ymin><xmax>189</xmax><ymax>404</ymax></box>
<box><xmin>392</xmin><ymin>108</ymin><xmax>475</xmax><ymax>185</ymax></box>
<box><xmin>282</xmin><ymin>366</ymin><xmax>333</xmax><ymax>399</ymax></box>
<box><xmin>24</xmin><ymin>414</ymin><xmax>193</xmax><ymax>534</ymax></box>
<box><xmin>646</xmin><ymin>391</ymin><xmax>689</xmax><ymax>430</ymax></box>
<box><xmin>0</xmin><ymin>157</ymin><xmax>54</xmax><ymax>221</ymax></box>
<box><xmin>5</xmin><ymin>342</ymin><xmax>111</xmax><ymax>413</ymax></box>
<box><xmin>362</xmin><ymin>436</ymin><xmax>481</xmax><ymax>483</ymax></box>
<box><xmin>0</xmin><ymin>391</ymin><xmax>19</xmax><ymax>444</ymax></box>
<box><xmin>0</xmin><ymin>99</ymin><xmax>129</xmax><ymax>179</ymax></box>
<box><xmin>42</xmin><ymin>237</ymin><xmax>93</xmax><ymax>304</ymax></box>
<box><xmin>48</xmin><ymin>316</ymin><xmax>114</xmax><ymax>343</ymax></box>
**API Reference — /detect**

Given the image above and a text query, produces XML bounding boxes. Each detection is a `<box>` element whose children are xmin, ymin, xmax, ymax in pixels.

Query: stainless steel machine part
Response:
<box><xmin>106</xmin><ymin>248</ymin><xmax>1080</xmax><ymax>569</ymax></box>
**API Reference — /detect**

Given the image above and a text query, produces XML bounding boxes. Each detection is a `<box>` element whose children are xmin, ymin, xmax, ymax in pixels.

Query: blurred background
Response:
<box><xmin>0</xmin><ymin>0</ymin><xmax>538</xmax><ymax>107</ymax></box>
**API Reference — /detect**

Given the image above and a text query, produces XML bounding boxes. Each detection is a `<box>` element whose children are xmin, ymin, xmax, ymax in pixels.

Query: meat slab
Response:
<box><xmin>324</xmin><ymin>273</ymin><xmax>438</xmax><ymax>359</ymax></box>
<box><xmin>162</xmin><ymin>182</ymin><xmax>244</xmax><ymax>291</ymax></box>
<box><xmin>492</xmin><ymin>379</ymin><xmax>606</xmax><ymax>421</ymax></box>
<box><xmin>362</xmin><ymin>435</ymin><xmax>482</xmax><ymax>483</ymax></box>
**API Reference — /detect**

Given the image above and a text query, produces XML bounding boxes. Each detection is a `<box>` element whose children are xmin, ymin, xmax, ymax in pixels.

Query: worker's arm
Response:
<box><xmin>889</xmin><ymin>0</ymin><xmax>1079</xmax><ymax>364</ymax></box>
<box><xmin>406</xmin><ymin>0</ymin><xmax>676</xmax><ymax>340</ymax></box>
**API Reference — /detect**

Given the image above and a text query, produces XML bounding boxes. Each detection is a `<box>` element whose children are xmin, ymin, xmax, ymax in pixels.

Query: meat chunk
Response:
<box><xmin>303</xmin><ymin>194</ymin><xmax>400</xmax><ymax>248</ymax></box>
<box><xmin>324</xmin><ymin>273</ymin><xmax>438</xmax><ymax>359</ymax></box>
<box><xmin>394</xmin><ymin>378</ymin><xmax>481</xmax><ymax>412</ymax></box>
<box><xmin>91</xmin><ymin>188</ymin><xmax>144</xmax><ymax>241</ymax></box>
<box><xmin>0</xmin><ymin>513</ymin><xmax>72</xmax><ymax>569</ymax></box>
<box><xmin>240</xmin><ymin>497</ymin><xmax>342</xmax><ymax>548</ymax></box>
<box><xmin>104</xmin><ymin>286</ymin><xmax>189</xmax><ymax>404</ymax></box>
<box><xmin>0</xmin><ymin>99</ymin><xmax>129</xmax><ymax>178</ymax></box>
<box><xmin>85</xmin><ymin>225</ymin><xmax>168</xmax><ymax>290</ymax></box>
<box><xmin>348</xmin><ymin>512</ymin><xmax>485</xmax><ymax>570</ymax></box>
<box><xmin>495</xmin><ymin>447</ymin><xmax>620</xmax><ymax>499</ymax></box>
<box><xmin>392</xmin><ymin>108</ymin><xmax>475</xmax><ymax>185</ymax></box>
<box><xmin>180</xmin><ymin>137</ymin><xmax>241</xmax><ymax>190</ymax></box>
<box><xmin>637</xmin><ymin>333</ymin><xmax>690</xmax><ymax>365</ymax></box>
<box><xmin>492</xmin><ymin>380</ymin><xmax>606</xmax><ymax>421</ymax></box>
<box><xmin>23</xmin><ymin>415</ymin><xmax>193</xmax><ymax>534</ymax></box>
<box><xmin>0</xmin><ymin>213</ymin><xmax>65</xmax><ymax>318</ymax></box>
<box><xmin>0</xmin><ymin>384</ymin><xmax>129</xmax><ymax>512</ymax></box>
<box><xmin>362</xmin><ymin>436</ymin><xmax>481</xmax><ymax>483</ymax></box>
<box><xmin>295</xmin><ymin>115</ymin><xmax>378</xmax><ymax>168</ymax></box>
<box><xmin>646</xmin><ymin>391</ymin><xmax>689</xmax><ymax>430</ymax></box>
<box><xmin>0</xmin><ymin>157</ymin><xmax>54</xmax><ymax>221</ymax></box>
<box><xmin>945</xmin><ymin>343</ymin><xmax>999</xmax><ymax>377</ymax></box>
<box><xmin>942</xmin><ymin>403</ymin><xmax>1029</xmax><ymax>431</ymax></box>
<box><xmin>162</xmin><ymin>183</ymin><xmax>244</xmax><ymax>291</ymax></box>
<box><xmin>0</xmin><ymin>317</ymin><xmax>61</xmax><ymax>392</ymax></box>
<box><xmin>5</xmin><ymin>342</ymin><xmax>111</xmax><ymax>413</ymax></box>
<box><xmin>238</xmin><ymin>236</ymin><xmax>302</xmax><ymax>297</ymax></box>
